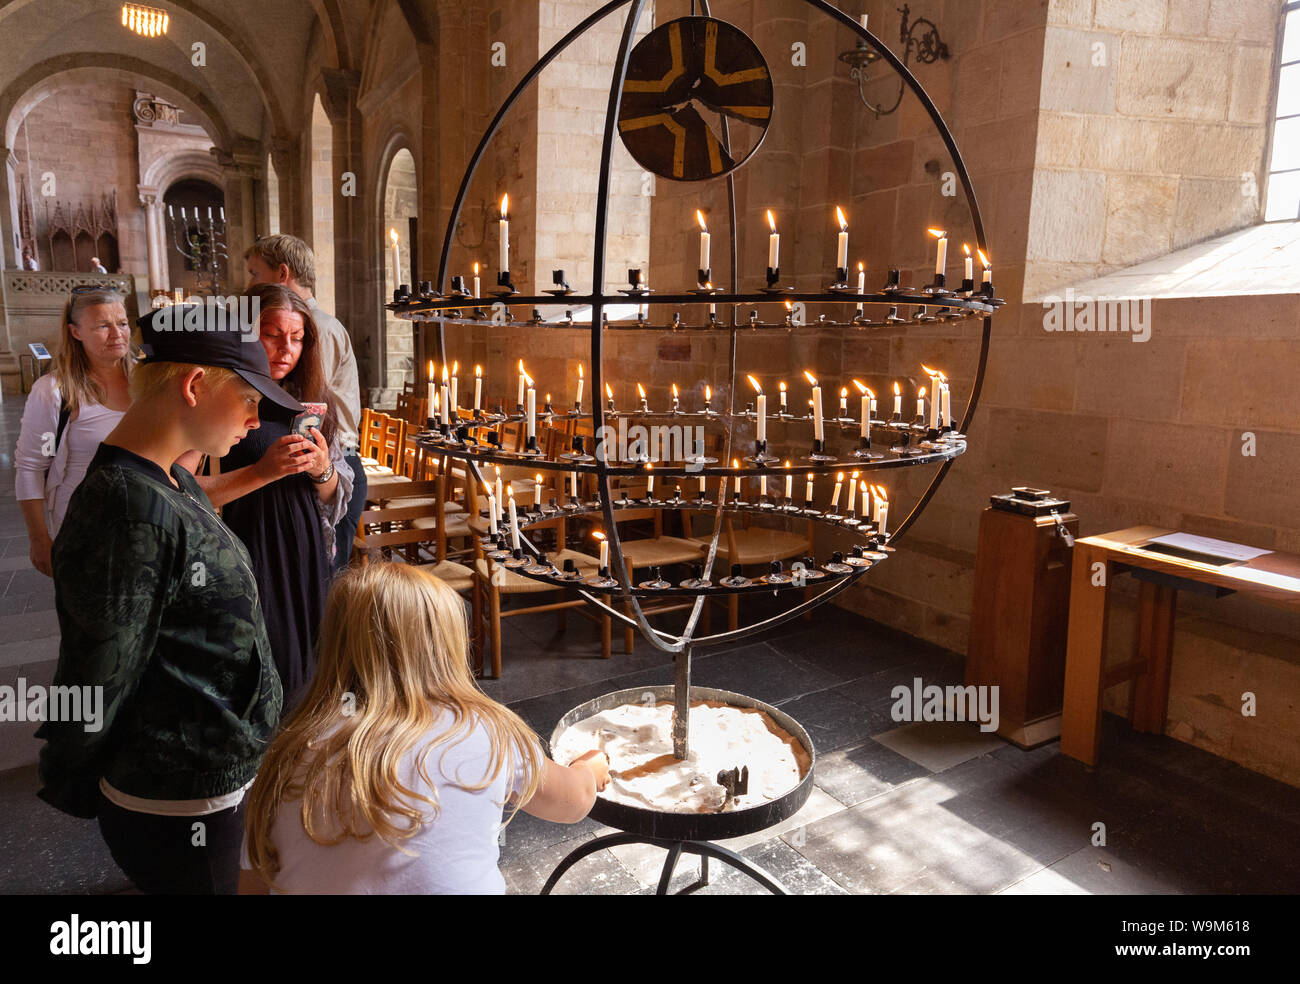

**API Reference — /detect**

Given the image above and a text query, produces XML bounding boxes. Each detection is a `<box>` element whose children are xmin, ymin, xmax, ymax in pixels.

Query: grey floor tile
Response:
<box><xmin>871</xmin><ymin>721</ymin><xmax>1006</xmax><ymax>773</ymax></box>
<box><xmin>999</xmin><ymin>846</ymin><xmax>1188</xmax><ymax>895</ymax></box>
<box><xmin>639</xmin><ymin>837</ymin><xmax>851</xmax><ymax>895</ymax></box>
<box><xmin>813</xmin><ymin>737</ymin><xmax>931</xmax><ymax>807</ymax></box>
<box><xmin>501</xmin><ymin>832</ymin><xmax>643</xmax><ymax>896</ymax></box>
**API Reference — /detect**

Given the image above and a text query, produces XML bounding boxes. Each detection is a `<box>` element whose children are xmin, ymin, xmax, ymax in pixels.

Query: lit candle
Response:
<box><xmin>856</xmin><ymin>262</ymin><xmax>866</xmax><ymax>316</ymax></box>
<box><xmin>767</xmin><ymin>209</ymin><xmax>780</xmax><ymax>270</ymax></box>
<box><xmin>637</xmin><ymin>382</ymin><xmax>647</xmax><ymax>412</ymax></box>
<box><xmin>861</xmin><ymin>481</ymin><xmax>870</xmax><ymax>517</ymax></box>
<box><xmin>606</xmin><ymin>382</ymin><xmax>615</xmax><ymax>412</ymax></box>
<box><xmin>570</xmin><ymin>471</ymin><xmax>578</xmax><ymax>499</ymax></box>
<box><xmin>440</xmin><ymin>364</ymin><xmax>450</xmax><ymax>426</ymax></box>
<box><xmin>874</xmin><ymin>486</ymin><xmax>889</xmax><ymax>535</ymax></box>
<box><xmin>805</xmin><ymin>472</ymin><xmax>814</xmax><ymax>503</ymax></box>
<box><xmin>507</xmin><ymin>487</ymin><xmax>520</xmax><ymax>550</ymax></box>
<box><xmin>784</xmin><ymin>462</ymin><xmax>793</xmax><ymax>500</ymax></box>
<box><xmin>704</xmin><ymin>385</ymin><xmax>712</xmax><ymax>412</ymax></box>
<box><xmin>835</xmin><ymin>206</ymin><xmax>849</xmax><ymax>274</ymax></box>
<box><xmin>498</xmin><ymin>194</ymin><xmax>510</xmax><ymax>275</ymax></box>
<box><xmin>473</xmin><ymin>261</ymin><xmax>481</xmax><ymax>299</ymax></box>
<box><xmin>707</xmin><ymin>281</ymin><xmax>716</xmax><ymax>316</ymax></box>
<box><xmin>830</xmin><ymin>473</ymin><xmax>843</xmax><ymax>510</ymax></box>
<box><xmin>779</xmin><ymin>381</ymin><xmax>787</xmax><ymax>413</ymax></box>
<box><xmin>760</xmin><ymin>473</ymin><xmax>767</xmax><ymax>497</ymax></box>
<box><xmin>426</xmin><ymin>360</ymin><xmax>435</xmax><ymax>416</ymax></box>
<box><xmin>732</xmin><ymin>459</ymin><xmax>741</xmax><ymax>496</ymax></box>
<box><xmin>525</xmin><ymin>376</ymin><xmax>536</xmax><ymax>439</ymax></box>
<box><xmin>929</xmin><ymin>228</ymin><xmax>947</xmax><ymax>276</ymax></box>
<box><xmin>594</xmin><ymin>531</ymin><xmax>608</xmax><ymax>571</ymax></box>
<box><xmin>853</xmin><ymin>380</ymin><xmax>870</xmax><ymax>437</ymax></box>
<box><xmin>486</xmin><ymin>489</ymin><xmax>498</xmax><ymax>527</ymax></box>
<box><xmin>575</xmin><ymin>363</ymin><xmax>584</xmax><ymax>408</ymax></box>
<box><xmin>517</xmin><ymin>360</ymin><xmax>526</xmax><ymax>407</ymax></box>
<box><xmin>805</xmin><ymin>370</ymin><xmax>824</xmax><ymax>442</ymax></box>
<box><xmin>963</xmin><ymin>244</ymin><xmax>973</xmax><ymax>283</ymax></box>
<box><xmin>860</xmin><ymin>13</ymin><xmax>868</xmax><ymax>28</ymax></box>
<box><xmin>940</xmin><ymin>375</ymin><xmax>952</xmax><ymax>428</ymax></box>
<box><xmin>494</xmin><ymin>467</ymin><xmax>503</xmax><ymax>510</ymax></box>
<box><xmin>671</xmin><ymin>383</ymin><xmax>680</xmax><ymax>412</ymax></box>
<box><xmin>916</xmin><ymin>386</ymin><xmax>926</xmax><ymax>420</ymax></box>
<box><xmin>645</xmin><ymin>464</ymin><xmax>653</xmax><ymax>498</ymax></box>
<box><xmin>921</xmin><ymin>364</ymin><xmax>942</xmax><ymax>430</ymax></box>
<box><xmin>697</xmin><ymin>210</ymin><xmax>710</xmax><ymax>279</ymax></box>
<box><xmin>390</xmin><ymin>229</ymin><xmax>401</xmax><ymax>288</ymax></box>
<box><xmin>219</xmin><ymin>205</ymin><xmax>225</xmax><ymax>222</ymax></box>
<box><xmin>449</xmin><ymin>361</ymin><xmax>459</xmax><ymax>416</ymax></box>
<box><xmin>893</xmin><ymin>381</ymin><xmax>902</xmax><ymax>417</ymax></box>
<box><xmin>747</xmin><ymin>375</ymin><xmax>766</xmax><ymax>442</ymax></box>
<box><xmin>698</xmin><ymin>473</ymin><xmax>706</xmax><ymax>495</ymax></box>
<box><xmin>979</xmin><ymin>248</ymin><xmax>992</xmax><ymax>285</ymax></box>
<box><xmin>839</xmin><ymin>386</ymin><xmax>848</xmax><ymax>416</ymax></box>
<box><xmin>473</xmin><ymin>364</ymin><xmax>483</xmax><ymax>412</ymax></box>
<box><xmin>534</xmin><ymin>474</ymin><xmax>542</xmax><ymax>508</ymax></box>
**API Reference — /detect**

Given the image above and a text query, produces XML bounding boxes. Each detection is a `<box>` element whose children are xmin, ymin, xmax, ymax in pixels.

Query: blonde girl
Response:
<box><xmin>241</xmin><ymin>563</ymin><xmax>608</xmax><ymax>894</ymax></box>
<box><xmin>15</xmin><ymin>287</ymin><xmax>132</xmax><ymax>575</ymax></box>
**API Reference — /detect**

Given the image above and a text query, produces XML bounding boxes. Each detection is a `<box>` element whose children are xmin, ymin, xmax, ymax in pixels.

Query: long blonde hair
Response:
<box><xmin>55</xmin><ymin>288</ymin><xmax>131</xmax><ymax>415</ymax></box>
<box><xmin>245</xmin><ymin>563</ymin><xmax>546</xmax><ymax>888</ymax></box>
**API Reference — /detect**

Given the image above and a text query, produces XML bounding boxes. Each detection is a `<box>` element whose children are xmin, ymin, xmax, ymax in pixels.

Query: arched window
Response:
<box><xmin>1266</xmin><ymin>2</ymin><xmax>1300</xmax><ymax>220</ymax></box>
<box><xmin>266</xmin><ymin>153</ymin><xmax>281</xmax><ymax>236</ymax></box>
<box><xmin>380</xmin><ymin>147</ymin><xmax>417</xmax><ymax>400</ymax></box>
<box><xmin>311</xmin><ymin>93</ymin><xmax>335</xmax><ymax>312</ymax></box>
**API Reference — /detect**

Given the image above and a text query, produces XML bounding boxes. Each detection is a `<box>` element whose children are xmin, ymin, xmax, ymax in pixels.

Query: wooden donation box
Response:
<box><xmin>965</xmin><ymin>488</ymin><xmax>1078</xmax><ymax>748</ymax></box>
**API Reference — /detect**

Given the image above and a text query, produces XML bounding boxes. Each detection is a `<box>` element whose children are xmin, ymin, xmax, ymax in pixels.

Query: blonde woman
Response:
<box><xmin>241</xmin><ymin>563</ymin><xmax>610</xmax><ymax>895</ymax></box>
<box><xmin>15</xmin><ymin>287</ymin><xmax>132</xmax><ymax>575</ymax></box>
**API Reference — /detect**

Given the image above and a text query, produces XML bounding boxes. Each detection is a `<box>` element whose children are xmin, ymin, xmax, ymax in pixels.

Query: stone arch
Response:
<box><xmin>376</xmin><ymin>132</ymin><xmax>419</xmax><ymax>401</ymax></box>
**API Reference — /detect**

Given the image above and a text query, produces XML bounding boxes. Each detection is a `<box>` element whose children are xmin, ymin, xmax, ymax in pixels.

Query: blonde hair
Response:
<box><xmin>245</xmin><ymin>234</ymin><xmax>316</xmax><ymax>291</ymax></box>
<box><xmin>245</xmin><ymin>563</ymin><xmax>546</xmax><ymax>889</ymax></box>
<box><xmin>56</xmin><ymin>289</ymin><xmax>131</xmax><ymax>416</ymax></box>
<box><xmin>129</xmin><ymin>361</ymin><xmax>240</xmax><ymax>404</ymax></box>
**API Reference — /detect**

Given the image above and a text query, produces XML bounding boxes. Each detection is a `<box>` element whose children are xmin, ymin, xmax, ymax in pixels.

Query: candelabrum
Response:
<box><xmin>167</xmin><ymin>205</ymin><xmax>228</xmax><ymax>295</ymax></box>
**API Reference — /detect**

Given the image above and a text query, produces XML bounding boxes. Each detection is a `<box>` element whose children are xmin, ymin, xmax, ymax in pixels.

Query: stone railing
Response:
<box><xmin>3</xmin><ymin>271</ymin><xmax>134</xmax><ymax>297</ymax></box>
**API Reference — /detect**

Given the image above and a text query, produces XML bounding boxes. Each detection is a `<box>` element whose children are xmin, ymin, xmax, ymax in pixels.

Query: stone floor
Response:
<box><xmin>1</xmin><ymin>396</ymin><xmax>1298</xmax><ymax>895</ymax></box>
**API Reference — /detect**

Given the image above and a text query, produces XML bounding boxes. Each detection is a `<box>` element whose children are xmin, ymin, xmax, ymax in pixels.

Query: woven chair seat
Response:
<box><xmin>689</xmin><ymin>526</ymin><xmax>810</xmax><ymax>566</ymax></box>
<box><xmin>475</xmin><ymin>548</ymin><xmax>600</xmax><ymax>594</ymax></box>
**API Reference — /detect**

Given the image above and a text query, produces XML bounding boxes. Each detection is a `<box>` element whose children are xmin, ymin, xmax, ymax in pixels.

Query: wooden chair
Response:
<box><xmin>395</xmin><ymin>390</ymin><xmax>427</xmax><ymax>428</ymax></box>
<box><xmin>359</xmin><ymin>409</ymin><xmax>413</xmax><ymax>501</ymax></box>
<box><xmin>604</xmin><ymin>501</ymin><xmax>706</xmax><ymax>653</ymax></box>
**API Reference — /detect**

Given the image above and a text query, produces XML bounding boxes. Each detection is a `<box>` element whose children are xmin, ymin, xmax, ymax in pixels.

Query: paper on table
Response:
<box><xmin>1146</xmin><ymin>532</ymin><xmax>1272</xmax><ymax>563</ymax></box>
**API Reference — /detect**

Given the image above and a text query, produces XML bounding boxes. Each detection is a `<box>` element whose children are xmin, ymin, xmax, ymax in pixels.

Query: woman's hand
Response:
<box><xmin>29</xmin><ymin>533</ymin><xmax>53</xmax><ymax>577</ymax></box>
<box><xmin>301</xmin><ymin>427</ymin><xmax>331</xmax><ymax>480</ymax></box>
<box><xmin>253</xmin><ymin>434</ymin><xmax>315</xmax><ymax>483</ymax></box>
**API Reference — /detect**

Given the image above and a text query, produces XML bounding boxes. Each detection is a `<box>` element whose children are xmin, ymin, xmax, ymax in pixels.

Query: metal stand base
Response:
<box><xmin>539</xmin><ymin>831</ymin><xmax>790</xmax><ymax>895</ymax></box>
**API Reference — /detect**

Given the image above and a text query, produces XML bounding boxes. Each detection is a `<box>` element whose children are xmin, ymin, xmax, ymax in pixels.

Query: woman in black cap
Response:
<box><xmin>37</xmin><ymin>300</ymin><xmax>301</xmax><ymax>894</ymax></box>
<box><xmin>186</xmin><ymin>284</ymin><xmax>353</xmax><ymax>710</ymax></box>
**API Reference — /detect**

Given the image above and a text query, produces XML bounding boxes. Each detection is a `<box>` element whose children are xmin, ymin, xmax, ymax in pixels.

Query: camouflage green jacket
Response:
<box><xmin>38</xmin><ymin>443</ymin><xmax>282</xmax><ymax>818</ymax></box>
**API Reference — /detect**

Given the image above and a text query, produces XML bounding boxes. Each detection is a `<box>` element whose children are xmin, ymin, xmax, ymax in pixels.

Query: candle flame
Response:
<box><xmin>851</xmin><ymin>470</ymin><xmax>860</xmax><ymax>480</ymax></box>
<box><xmin>518</xmin><ymin>359</ymin><xmax>524</xmax><ymax>373</ymax></box>
<box><xmin>840</xmin><ymin>387</ymin><xmax>848</xmax><ymax>397</ymax></box>
<box><xmin>875</xmin><ymin>485</ymin><xmax>888</xmax><ymax>501</ymax></box>
<box><xmin>637</xmin><ymin>382</ymin><xmax>646</xmax><ymax>399</ymax></box>
<box><xmin>427</xmin><ymin>359</ymin><xmax>434</xmax><ymax>378</ymax></box>
<box><xmin>962</xmin><ymin>243</ymin><xmax>971</xmax><ymax>257</ymax></box>
<box><xmin>524</xmin><ymin>373</ymin><xmax>534</xmax><ymax>387</ymax></box>
<box><xmin>747</xmin><ymin>374</ymin><xmax>762</xmax><ymax>394</ymax></box>
<box><xmin>919</xmin><ymin>386</ymin><xmax>926</xmax><ymax>398</ymax></box>
<box><xmin>452</xmin><ymin>360</ymin><xmax>458</xmax><ymax>374</ymax></box>
<box><xmin>785</xmin><ymin>300</ymin><xmax>793</xmax><ymax>311</ymax></box>
<box><xmin>475</xmin><ymin>364</ymin><xmax>482</xmax><ymax>378</ymax></box>
<box><xmin>592</xmin><ymin>530</ymin><xmax>605</xmax><ymax>542</ymax></box>
<box><xmin>705</xmin><ymin>385</ymin><xmax>712</xmax><ymax>400</ymax></box>
<box><xmin>893</xmin><ymin>381</ymin><xmax>901</xmax><ymax>395</ymax></box>
<box><xmin>536</xmin><ymin>473</ymin><xmax>542</xmax><ymax>483</ymax></box>
<box><xmin>779</xmin><ymin>381</ymin><xmax>786</xmax><ymax>392</ymax></box>
<box><xmin>836</xmin><ymin>472</ymin><xmax>844</xmax><ymax>481</ymax></box>
<box><xmin>921</xmin><ymin>364</ymin><xmax>938</xmax><ymax>376</ymax></box>
<box><xmin>860</xmin><ymin>480</ymin><xmax>869</xmax><ymax>492</ymax></box>
<box><xmin>858</xmin><ymin>261</ymin><xmax>864</xmax><ymax>272</ymax></box>
<box><xmin>495</xmin><ymin>465</ymin><xmax>501</xmax><ymax>477</ymax></box>
<box><xmin>672</xmin><ymin>383</ymin><xmax>678</xmax><ymax>397</ymax></box>
<box><xmin>442</xmin><ymin>364</ymin><xmax>449</xmax><ymax>382</ymax></box>
<box><xmin>803</xmin><ymin>370</ymin><xmax>818</xmax><ymax>387</ymax></box>
<box><xmin>473</xmin><ymin>261</ymin><xmax>479</xmax><ymax>275</ymax></box>
<box><xmin>783</xmin><ymin>460</ymin><xmax>791</xmax><ymax>469</ymax></box>
<box><xmin>767</xmin><ymin>209</ymin><xmax>776</xmax><ymax>232</ymax></box>
<box><xmin>807</xmin><ymin>472</ymin><xmax>814</xmax><ymax>480</ymax></box>
<box><xmin>696</xmin><ymin>209</ymin><xmax>708</xmax><ymax>232</ymax></box>
<box><xmin>389</xmin><ymin>228</ymin><xmax>398</xmax><ymax>244</ymax></box>
<box><xmin>605</xmin><ymin>382</ymin><xmax>614</xmax><ymax>399</ymax></box>
<box><xmin>506</xmin><ymin>484</ymin><xmax>514</xmax><ymax>498</ymax></box>
<box><xmin>500</xmin><ymin>193</ymin><xmax>508</xmax><ymax>218</ymax></box>
<box><xmin>732</xmin><ymin>458</ymin><xmax>740</xmax><ymax>469</ymax></box>
<box><xmin>578</xmin><ymin>363</ymin><xmax>584</xmax><ymax>378</ymax></box>
<box><xmin>928</xmin><ymin>228</ymin><xmax>946</xmax><ymax>239</ymax></box>
<box><xmin>835</xmin><ymin>206</ymin><xmax>847</xmax><ymax>230</ymax></box>
<box><xmin>544</xmin><ymin>393</ymin><xmax>550</xmax><ymax>403</ymax></box>
<box><xmin>977</xmin><ymin>248</ymin><xmax>990</xmax><ymax>268</ymax></box>
<box><xmin>852</xmin><ymin>378</ymin><xmax>867</xmax><ymax>394</ymax></box>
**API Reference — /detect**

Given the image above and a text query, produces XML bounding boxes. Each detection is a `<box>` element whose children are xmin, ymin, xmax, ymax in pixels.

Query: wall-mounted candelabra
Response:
<box><xmin>167</xmin><ymin>203</ymin><xmax>228</xmax><ymax>295</ymax></box>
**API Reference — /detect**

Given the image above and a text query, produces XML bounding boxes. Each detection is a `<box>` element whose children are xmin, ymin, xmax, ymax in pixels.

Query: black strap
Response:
<box><xmin>54</xmin><ymin>398</ymin><xmax>71</xmax><ymax>453</ymax></box>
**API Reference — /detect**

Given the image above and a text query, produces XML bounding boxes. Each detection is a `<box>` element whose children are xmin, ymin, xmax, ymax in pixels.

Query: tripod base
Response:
<box><xmin>539</xmin><ymin>831</ymin><xmax>790</xmax><ymax>895</ymax></box>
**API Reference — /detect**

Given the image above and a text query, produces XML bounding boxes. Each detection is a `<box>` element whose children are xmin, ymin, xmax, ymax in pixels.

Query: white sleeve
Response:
<box><xmin>312</xmin><ymin>437</ymin><xmax>355</xmax><ymax>558</ymax></box>
<box><xmin>14</xmin><ymin>376</ymin><xmax>60</xmax><ymax>502</ymax></box>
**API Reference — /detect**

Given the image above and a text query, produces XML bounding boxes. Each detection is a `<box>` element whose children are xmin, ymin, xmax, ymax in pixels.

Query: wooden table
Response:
<box><xmin>1060</xmin><ymin>526</ymin><xmax>1300</xmax><ymax>766</ymax></box>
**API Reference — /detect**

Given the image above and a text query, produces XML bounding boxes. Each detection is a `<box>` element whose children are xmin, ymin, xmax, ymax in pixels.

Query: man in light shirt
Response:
<box><xmin>245</xmin><ymin>234</ymin><xmax>366</xmax><ymax>568</ymax></box>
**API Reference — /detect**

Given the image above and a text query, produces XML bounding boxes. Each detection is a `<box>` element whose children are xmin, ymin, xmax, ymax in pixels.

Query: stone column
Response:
<box><xmin>1</xmin><ymin>147</ymin><xmax>20</xmax><ymax>270</ymax></box>
<box><xmin>152</xmin><ymin>200</ymin><xmax>170</xmax><ymax>294</ymax></box>
<box><xmin>140</xmin><ymin>193</ymin><xmax>164</xmax><ymax>295</ymax></box>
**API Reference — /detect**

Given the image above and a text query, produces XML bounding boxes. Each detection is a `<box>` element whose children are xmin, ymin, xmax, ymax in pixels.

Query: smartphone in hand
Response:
<box><xmin>291</xmin><ymin>402</ymin><xmax>327</xmax><ymax>440</ymax></box>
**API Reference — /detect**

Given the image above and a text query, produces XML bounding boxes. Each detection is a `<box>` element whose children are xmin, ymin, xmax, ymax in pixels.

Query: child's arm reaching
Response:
<box><xmin>520</xmin><ymin>751</ymin><xmax>609</xmax><ymax>824</ymax></box>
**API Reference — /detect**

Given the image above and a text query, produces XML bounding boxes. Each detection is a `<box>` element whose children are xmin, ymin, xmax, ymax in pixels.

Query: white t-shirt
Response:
<box><xmin>242</xmin><ymin>711</ymin><xmax>535</xmax><ymax>894</ymax></box>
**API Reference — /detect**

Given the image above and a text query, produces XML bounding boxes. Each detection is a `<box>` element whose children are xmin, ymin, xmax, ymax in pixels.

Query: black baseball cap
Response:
<box><xmin>137</xmin><ymin>301</ymin><xmax>303</xmax><ymax>413</ymax></box>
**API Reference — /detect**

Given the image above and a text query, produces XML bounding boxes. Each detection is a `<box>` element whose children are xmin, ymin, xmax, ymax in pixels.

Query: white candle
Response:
<box><xmin>874</xmin><ymin>487</ymin><xmax>889</xmax><ymax>535</ymax></box>
<box><xmin>495</xmin><ymin>470</ymin><xmax>503</xmax><ymax>511</ymax></box>
<box><xmin>449</xmin><ymin>362</ymin><xmax>458</xmax><ymax>416</ymax></box>
<box><xmin>473</xmin><ymin>262</ymin><xmax>481</xmax><ymax>299</ymax></box>
<box><xmin>979</xmin><ymin>249</ymin><xmax>991</xmax><ymax>285</ymax></box>
<box><xmin>779</xmin><ymin>381</ymin><xmax>787</xmax><ymax>413</ymax></box>
<box><xmin>637</xmin><ymin>382</ymin><xmax>647</xmax><ymax>412</ymax></box>
<box><xmin>440</xmin><ymin>383</ymin><xmax>450</xmax><ymax>426</ymax></box>
<box><xmin>732</xmin><ymin>459</ymin><xmax>741</xmax><ymax>496</ymax></box>
<box><xmin>941</xmin><ymin>379</ymin><xmax>952</xmax><ymax>428</ymax></box>
<box><xmin>534</xmin><ymin>475</ymin><xmax>542</xmax><ymax>508</ymax></box>
<box><xmin>839</xmin><ymin>387</ymin><xmax>848</xmax><ymax>416</ymax></box>
<box><xmin>830</xmin><ymin>474</ymin><xmax>843</xmax><ymax>509</ymax></box>
<box><xmin>806</xmin><ymin>371</ymin><xmax>824</xmax><ymax>441</ymax></box>
<box><xmin>517</xmin><ymin>361</ymin><xmax>525</xmax><ymax>407</ymax></box>
<box><xmin>672</xmin><ymin>383</ymin><xmax>679</xmax><ymax>412</ymax></box>
<box><xmin>498</xmin><ymin>194</ymin><xmax>510</xmax><ymax>275</ymax></box>
<box><xmin>893</xmin><ymin>382</ymin><xmax>902</xmax><ymax>417</ymax></box>
<box><xmin>595</xmin><ymin>533</ymin><xmax>608</xmax><ymax>571</ymax></box>
<box><xmin>748</xmin><ymin>375</ymin><xmax>765</xmax><ymax>442</ymax></box>
<box><xmin>767</xmin><ymin>210</ymin><xmax>779</xmax><ymax>269</ymax></box>
<box><xmin>916</xmin><ymin>386</ymin><xmax>926</xmax><ymax>420</ymax></box>
<box><xmin>963</xmin><ymin>244</ymin><xmax>973</xmax><ymax>283</ymax></box>
<box><xmin>805</xmin><ymin>473</ymin><xmax>814</xmax><ymax>502</ymax></box>
<box><xmin>507</xmin><ymin>490</ymin><xmax>519</xmax><ymax>550</ymax></box>
<box><xmin>861</xmin><ymin>481</ymin><xmax>870</xmax><ymax>517</ymax></box>
<box><xmin>784</xmin><ymin>463</ymin><xmax>793</xmax><ymax>500</ymax></box>
<box><xmin>570</xmin><ymin>471</ymin><xmax>578</xmax><ymax>498</ymax></box>
<box><xmin>860</xmin><ymin>13</ymin><xmax>868</xmax><ymax>29</ymax></box>
<box><xmin>856</xmin><ymin>381</ymin><xmax>871</xmax><ymax>437</ymax></box>
<box><xmin>474</xmin><ymin>365</ymin><xmax>482</xmax><ymax>411</ymax></box>
<box><xmin>697</xmin><ymin>210</ymin><xmax>710</xmax><ymax>276</ymax></box>
<box><xmin>698</xmin><ymin>474</ymin><xmax>706</xmax><ymax>495</ymax></box>
<box><xmin>526</xmin><ymin>384</ymin><xmax>536</xmax><ymax>439</ymax></box>
<box><xmin>922</xmin><ymin>365</ymin><xmax>941</xmax><ymax>429</ymax></box>
<box><xmin>390</xmin><ymin>229</ymin><xmax>401</xmax><ymax>288</ymax></box>
<box><xmin>930</xmin><ymin>229</ymin><xmax>947</xmax><ymax>276</ymax></box>
<box><xmin>856</xmin><ymin>262</ymin><xmax>865</xmax><ymax>316</ymax></box>
<box><xmin>575</xmin><ymin>364</ymin><xmax>584</xmax><ymax>407</ymax></box>
<box><xmin>426</xmin><ymin>360</ymin><xmax>435</xmax><ymax>416</ymax></box>
<box><xmin>835</xmin><ymin>207</ymin><xmax>849</xmax><ymax>273</ymax></box>
<box><xmin>645</xmin><ymin>466</ymin><xmax>653</xmax><ymax>497</ymax></box>
<box><xmin>487</xmin><ymin>491</ymin><xmax>498</xmax><ymax>527</ymax></box>
<box><xmin>760</xmin><ymin>474</ymin><xmax>767</xmax><ymax>497</ymax></box>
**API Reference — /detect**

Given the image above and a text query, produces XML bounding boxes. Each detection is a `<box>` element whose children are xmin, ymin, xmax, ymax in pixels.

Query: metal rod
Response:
<box><xmin>672</xmin><ymin>643</ymin><xmax>691</xmax><ymax>759</ymax></box>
